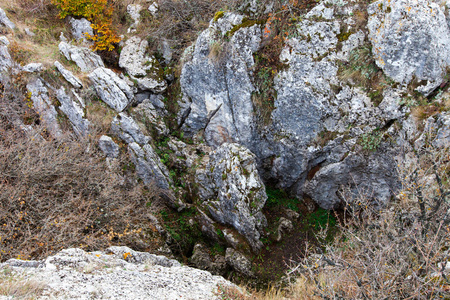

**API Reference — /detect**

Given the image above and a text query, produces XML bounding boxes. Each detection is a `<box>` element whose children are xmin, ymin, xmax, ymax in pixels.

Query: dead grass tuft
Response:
<box><xmin>0</xmin><ymin>270</ymin><xmax>45</xmax><ymax>298</ymax></box>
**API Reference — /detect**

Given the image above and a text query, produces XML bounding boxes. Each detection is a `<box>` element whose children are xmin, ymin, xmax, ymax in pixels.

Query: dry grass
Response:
<box><xmin>0</xmin><ymin>269</ymin><xmax>45</xmax><ymax>299</ymax></box>
<box><xmin>289</xmin><ymin>145</ymin><xmax>450</xmax><ymax>299</ymax></box>
<box><xmin>0</xmin><ymin>74</ymin><xmax>164</xmax><ymax>262</ymax></box>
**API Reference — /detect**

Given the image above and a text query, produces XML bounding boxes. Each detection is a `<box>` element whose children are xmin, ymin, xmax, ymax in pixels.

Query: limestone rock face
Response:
<box><xmin>0</xmin><ymin>247</ymin><xmax>236</xmax><ymax>300</ymax></box>
<box><xmin>128</xmin><ymin>142</ymin><xmax>173</xmax><ymax>190</ymax></box>
<box><xmin>368</xmin><ymin>0</ymin><xmax>450</xmax><ymax>95</ymax></box>
<box><xmin>225</xmin><ymin>248</ymin><xmax>253</xmax><ymax>276</ymax></box>
<box><xmin>304</xmin><ymin>151</ymin><xmax>400</xmax><ymax>209</ymax></box>
<box><xmin>0</xmin><ymin>36</ymin><xmax>12</xmax><ymax>73</ymax></box>
<box><xmin>179</xmin><ymin>13</ymin><xmax>261</xmax><ymax>148</ymax></box>
<box><xmin>69</xmin><ymin>17</ymin><xmax>93</xmax><ymax>42</ymax></box>
<box><xmin>196</xmin><ymin>143</ymin><xmax>267</xmax><ymax>251</ymax></box>
<box><xmin>119</xmin><ymin>36</ymin><xmax>167</xmax><ymax>92</ymax></box>
<box><xmin>59</xmin><ymin>42</ymin><xmax>104</xmax><ymax>72</ymax></box>
<box><xmin>178</xmin><ymin>4</ymin><xmax>406</xmax><ymax>210</ymax></box>
<box><xmin>26</xmin><ymin>79</ymin><xmax>61</xmax><ymax>137</ymax></box>
<box><xmin>56</xmin><ymin>87</ymin><xmax>90</xmax><ymax>137</ymax></box>
<box><xmin>0</xmin><ymin>8</ymin><xmax>15</xmax><ymax>29</ymax></box>
<box><xmin>54</xmin><ymin>61</ymin><xmax>83</xmax><ymax>89</ymax></box>
<box><xmin>98</xmin><ymin>135</ymin><xmax>120</xmax><ymax>158</ymax></box>
<box><xmin>89</xmin><ymin>67</ymin><xmax>134</xmax><ymax>112</ymax></box>
<box><xmin>111</xmin><ymin>113</ymin><xmax>151</xmax><ymax>145</ymax></box>
<box><xmin>22</xmin><ymin>63</ymin><xmax>43</xmax><ymax>73</ymax></box>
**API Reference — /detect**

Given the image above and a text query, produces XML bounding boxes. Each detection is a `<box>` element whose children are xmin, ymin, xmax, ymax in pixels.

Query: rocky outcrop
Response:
<box><xmin>111</xmin><ymin>113</ymin><xmax>151</xmax><ymax>145</ymax></box>
<box><xmin>127</xmin><ymin>4</ymin><xmax>142</xmax><ymax>33</ymax></box>
<box><xmin>89</xmin><ymin>67</ymin><xmax>134</xmax><ymax>112</ymax></box>
<box><xmin>56</xmin><ymin>87</ymin><xmax>90</xmax><ymax>137</ymax></box>
<box><xmin>0</xmin><ymin>8</ymin><xmax>15</xmax><ymax>29</ymax></box>
<box><xmin>128</xmin><ymin>142</ymin><xmax>173</xmax><ymax>190</ymax></box>
<box><xmin>26</xmin><ymin>79</ymin><xmax>61</xmax><ymax>137</ymax></box>
<box><xmin>196</xmin><ymin>143</ymin><xmax>267</xmax><ymax>251</ymax></box>
<box><xmin>69</xmin><ymin>17</ymin><xmax>93</xmax><ymax>42</ymax></box>
<box><xmin>0</xmin><ymin>36</ymin><xmax>12</xmax><ymax>73</ymax></box>
<box><xmin>0</xmin><ymin>247</ymin><xmax>236</xmax><ymax>300</ymax></box>
<box><xmin>110</xmin><ymin>113</ymin><xmax>173</xmax><ymax>191</ymax></box>
<box><xmin>98</xmin><ymin>135</ymin><xmax>120</xmax><ymax>158</ymax></box>
<box><xmin>225</xmin><ymin>248</ymin><xmax>253</xmax><ymax>276</ymax></box>
<box><xmin>22</xmin><ymin>63</ymin><xmax>43</xmax><ymax>73</ymax></box>
<box><xmin>190</xmin><ymin>244</ymin><xmax>228</xmax><ymax>276</ymax></box>
<box><xmin>368</xmin><ymin>0</ymin><xmax>450</xmax><ymax>95</ymax></box>
<box><xmin>54</xmin><ymin>61</ymin><xmax>83</xmax><ymax>89</ymax></box>
<box><xmin>119</xmin><ymin>36</ymin><xmax>167</xmax><ymax>92</ymax></box>
<box><xmin>179</xmin><ymin>3</ymin><xmax>407</xmax><ymax>209</ymax></box>
<box><xmin>179</xmin><ymin>13</ymin><xmax>261</xmax><ymax>148</ymax></box>
<box><xmin>59</xmin><ymin>42</ymin><xmax>104</xmax><ymax>72</ymax></box>
<box><xmin>304</xmin><ymin>151</ymin><xmax>400</xmax><ymax>209</ymax></box>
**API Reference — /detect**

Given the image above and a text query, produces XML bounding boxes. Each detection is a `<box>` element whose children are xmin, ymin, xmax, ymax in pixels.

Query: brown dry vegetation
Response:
<box><xmin>0</xmin><ymin>73</ymin><xmax>164</xmax><ymax>262</ymax></box>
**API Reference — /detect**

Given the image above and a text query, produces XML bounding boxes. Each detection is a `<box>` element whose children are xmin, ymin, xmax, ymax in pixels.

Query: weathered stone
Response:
<box><xmin>127</xmin><ymin>4</ymin><xmax>142</xmax><ymax>33</ymax></box>
<box><xmin>148</xmin><ymin>2</ymin><xmax>158</xmax><ymax>16</ymax></box>
<box><xmin>22</xmin><ymin>63</ymin><xmax>43</xmax><ymax>73</ymax></box>
<box><xmin>69</xmin><ymin>17</ymin><xmax>93</xmax><ymax>42</ymax></box>
<box><xmin>196</xmin><ymin>143</ymin><xmax>267</xmax><ymax>251</ymax></box>
<box><xmin>56</xmin><ymin>87</ymin><xmax>90</xmax><ymax>136</ymax></box>
<box><xmin>54</xmin><ymin>61</ymin><xmax>83</xmax><ymax>89</ymax></box>
<box><xmin>179</xmin><ymin>13</ymin><xmax>261</xmax><ymax>148</ymax></box>
<box><xmin>128</xmin><ymin>142</ymin><xmax>172</xmax><ymax>190</ymax></box>
<box><xmin>368</xmin><ymin>0</ymin><xmax>450</xmax><ymax>95</ymax></box>
<box><xmin>119</xmin><ymin>36</ymin><xmax>167</xmax><ymax>92</ymax></box>
<box><xmin>24</xmin><ymin>28</ymin><xmax>35</xmax><ymax>36</ymax></box>
<box><xmin>98</xmin><ymin>135</ymin><xmax>120</xmax><ymax>158</ymax></box>
<box><xmin>0</xmin><ymin>36</ymin><xmax>12</xmax><ymax>73</ymax></box>
<box><xmin>111</xmin><ymin>113</ymin><xmax>151</xmax><ymax>145</ymax></box>
<box><xmin>190</xmin><ymin>244</ymin><xmax>228</xmax><ymax>276</ymax></box>
<box><xmin>26</xmin><ymin>79</ymin><xmax>61</xmax><ymax>137</ymax></box>
<box><xmin>59</xmin><ymin>42</ymin><xmax>104</xmax><ymax>72</ymax></box>
<box><xmin>0</xmin><ymin>8</ymin><xmax>15</xmax><ymax>29</ymax></box>
<box><xmin>89</xmin><ymin>67</ymin><xmax>134</xmax><ymax>112</ymax></box>
<box><xmin>133</xmin><ymin>99</ymin><xmax>169</xmax><ymax>136</ymax></box>
<box><xmin>304</xmin><ymin>151</ymin><xmax>400</xmax><ymax>209</ymax></box>
<box><xmin>225</xmin><ymin>248</ymin><xmax>253</xmax><ymax>276</ymax></box>
<box><xmin>1</xmin><ymin>247</ymin><xmax>236</xmax><ymax>299</ymax></box>
<box><xmin>433</xmin><ymin>113</ymin><xmax>450</xmax><ymax>149</ymax></box>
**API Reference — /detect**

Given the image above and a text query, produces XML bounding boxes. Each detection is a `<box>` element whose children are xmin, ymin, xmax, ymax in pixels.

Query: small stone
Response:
<box><xmin>98</xmin><ymin>135</ymin><xmax>120</xmax><ymax>158</ymax></box>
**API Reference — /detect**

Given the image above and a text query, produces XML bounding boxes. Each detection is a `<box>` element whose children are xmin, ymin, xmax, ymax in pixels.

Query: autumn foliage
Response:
<box><xmin>51</xmin><ymin>0</ymin><xmax>121</xmax><ymax>51</ymax></box>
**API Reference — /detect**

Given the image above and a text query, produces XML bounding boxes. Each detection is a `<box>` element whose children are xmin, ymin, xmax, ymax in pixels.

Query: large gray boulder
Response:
<box><xmin>0</xmin><ymin>247</ymin><xmax>236</xmax><ymax>300</ymax></box>
<box><xmin>59</xmin><ymin>42</ymin><xmax>104</xmax><ymax>72</ymax></box>
<box><xmin>367</xmin><ymin>0</ymin><xmax>450</xmax><ymax>95</ymax></box>
<box><xmin>56</xmin><ymin>87</ymin><xmax>90</xmax><ymax>137</ymax></box>
<box><xmin>179</xmin><ymin>12</ymin><xmax>261</xmax><ymax>148</ymax></box>
<box><xmin>26</xmin><ymin>79</ymin><xmax>62</xmax><ymax>137</ymax></box>
<box><xmin>89</xmin><ymin>67</ymin><xmax>134</xmax><ymax>112</ymax></box>
<box><xmin>304</xmin><ymin>151</ymin><xmax>400</xmax><ymax>209</ymax></box>
<box><xmin>119</xmin><ymin>36</ymin><xmax>167</xmax><ymax>92</ymax></box>
<box><xmin>196</xmin><ymin>143</ymin><xmax>267</xmax><ymax>251</ymax></box>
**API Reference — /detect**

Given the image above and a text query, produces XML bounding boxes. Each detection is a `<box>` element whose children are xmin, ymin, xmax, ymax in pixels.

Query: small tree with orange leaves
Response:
<box><xmin>52</xmin><ymin>0</ymin><xmax>121</xmax><ymax>51</ymax></box>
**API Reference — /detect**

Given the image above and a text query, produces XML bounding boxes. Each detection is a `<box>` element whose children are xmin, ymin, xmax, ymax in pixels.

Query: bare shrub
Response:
<box><xmin>0</xmin><ymin>268</ymin><xmax>45</xmax><ymax>298</ymax></box>
<box><xmin>290</xmin><ymin>146</ymin><xmax>450</xmax><ymax>299</ymax></box>
<box><xmin>0</xmin><ymin>74</ymin><xmax>163</xmax><ymax>262</ymax></box>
